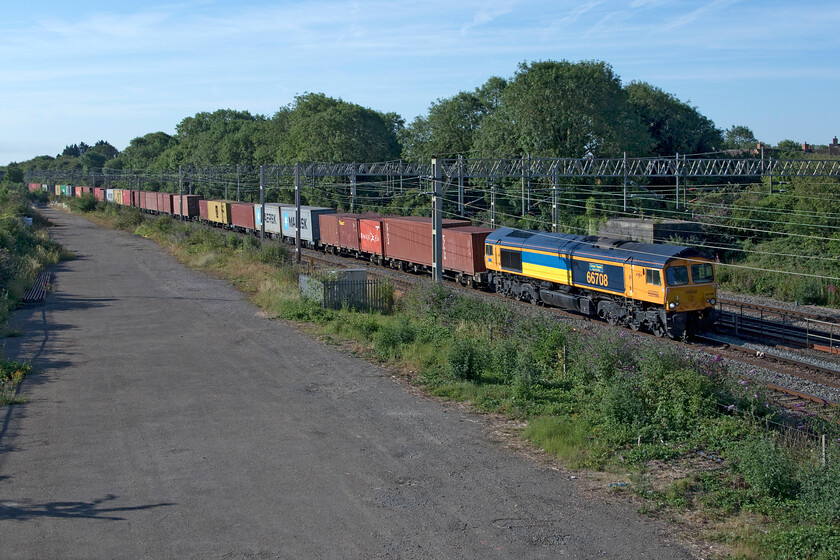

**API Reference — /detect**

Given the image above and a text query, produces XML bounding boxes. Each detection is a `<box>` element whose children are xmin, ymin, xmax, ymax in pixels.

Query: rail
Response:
<box><xmin>715</xmin><ymin>300</ymin><xmax>840</xmax><ymax>354</ymax></box>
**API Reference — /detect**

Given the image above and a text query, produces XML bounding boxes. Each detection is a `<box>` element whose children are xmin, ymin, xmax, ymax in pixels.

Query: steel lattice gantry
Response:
<box><xmin>24</xmin><ymin>157</ymin><xmax>840</xmax><ymax>185</ymax></box>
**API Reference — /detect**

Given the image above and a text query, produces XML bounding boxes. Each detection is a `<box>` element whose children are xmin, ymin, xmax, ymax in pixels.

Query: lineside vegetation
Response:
<box><xmin>67</xmin><ymin>196</ymin><xmax>840</xmax><ymax>559</ymax></box>
<box><xmin>0</xmin><ymin>181</ymin><xmax>72</xmax><ymax>403</ymax></box>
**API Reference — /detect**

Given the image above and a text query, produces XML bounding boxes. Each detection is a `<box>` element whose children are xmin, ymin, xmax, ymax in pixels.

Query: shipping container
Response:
<box><xmin>106</xmin><ymin>189</ymin><xmax>114</xmax><ymax>202</ymax></box>
<box><xmin>115</xmin><ymin>189</ymin><xmax>124</xmax><ymax>205</ymax></box>
<box><xmin>359</xmin><ymin>218</ymin><xmax>385</xmax><ymax>258</ymax></box>
<box><xmin>206</xmin><ymin>200</ymin><xmax>233</xmax><ymax>225</ymax></box>
<box><xmin>230</xmin><ymin>202</ymin><xmax>256</xmax><ymax>232</ymax></box>
<box><xmin>442</xmin><ymin>226</ymin><xmax>495</xmax><ymax>276</ymax></box>
<box><xmin>199</xmin><ymin>199</ymin><xmax>209</xmax><ymax>221</ymax></box>
<box><xmin>157</xmin><ymin>192</ymin><xmax>173</xmax><ymax>215</ymax></box>
<box><xmin>319</xmin><ymin>213</ymin><xmax>381</xmax><ymax>255</ymax></box>
<box><xmin>254</xmin><ymin>203</ymin><xmax>283</xmax><ymax>235</ymax></box>
<box><xmin>94</xmin><ymin>188</ymin><xmax>106</xmax><ymax>202</ymax></box>
<box><xmin>142</xmin><ymin>191</ymin><xmax>157</xmax><ymax>212</ymax></box>
<box><xmin>279</xmin><ymin>205</ymin><xmax>335</xmax><ymax>246</ymax></box>
<box><xmin>382</xmin><ymin>216</ymin><xmax>471</xmax><ymax>269</ymax></box>
<box><xmin>171</xmin><ymin>194</ymin><xmax>201</xmax><ymax>218</ymax></box>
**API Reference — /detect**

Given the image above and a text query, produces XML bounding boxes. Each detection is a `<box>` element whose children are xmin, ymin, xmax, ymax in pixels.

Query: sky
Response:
<box><xmin>2</xmin><ymin>0</ymin><xmax>839</xmax><ymax>165</ymax></box>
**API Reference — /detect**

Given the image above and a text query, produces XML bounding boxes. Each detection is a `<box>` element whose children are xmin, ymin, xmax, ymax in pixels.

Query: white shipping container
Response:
<box><xmin>106</xmin><ymin>189</ymin><xmax>114</xmax><ymax>202</ymax></box>
<box><xmin>279</xmin><ymin>206</ymin><xmax>335</xmax><ymax>245</ymax></box>
<box><xmin>254</xmin><ymin>203</ymin><xmax>283</xmax><ymax>235</ymax></box>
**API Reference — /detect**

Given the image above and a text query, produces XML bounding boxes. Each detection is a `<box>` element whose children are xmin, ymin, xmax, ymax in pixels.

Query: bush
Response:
<box><xmin>730</xmin><ymin>436</ymin><xmax>798</xmax><ymax>499</ymax></box>
<box><xmin>448</xmin><ymin>336</ymin><xmax>485</xmax><ymax>381</ymax></box>
<box><xmin>67</xmin><ymin>193</ymin><xmax>98</xmax><ymax>213</ymax></box>
<box><xmin>374</xmin><ymin>318</ymin><xmax>417</xmax><ymax>360</ymax></box>
<box><xmin>798</xmin><ymin>448</ymin><xmax>840</xmax><ymax>523</ymax></box>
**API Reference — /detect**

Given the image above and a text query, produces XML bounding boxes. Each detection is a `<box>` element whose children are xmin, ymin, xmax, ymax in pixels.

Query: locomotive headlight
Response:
<box><xmin>668</xmin><ymin>302</ymin><xmax>676</xmax><ymax>309</ymax></box>
<box><xmin>707</xmin><ymin>298</ymin><xmax>717</xmax><ymax>305</ymax></box>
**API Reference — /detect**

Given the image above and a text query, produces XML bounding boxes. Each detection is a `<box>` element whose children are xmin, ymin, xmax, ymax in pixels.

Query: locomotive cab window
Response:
<box><xmin>485</xmin><ymin>244</ymin><xmax>493</xmax><ymax>256</ymax></box>
<box><xmin>500</xmin><ymin>249</ymin><xmax>522</xmax><ymax>272</ymax></box>
<box><xmin>645</xmin><ymin>269</ymin><xmax>661</xmax><ymax>286</ymax></box>
<box><xmin>691</xmin><ymin>263</ymin><xmax>714</xmax><ymax>283</ymax></box>
<box><xmin>666</xmin><ymin>266</ymin><xmax>689</xmax><ymax>286</ymax></box>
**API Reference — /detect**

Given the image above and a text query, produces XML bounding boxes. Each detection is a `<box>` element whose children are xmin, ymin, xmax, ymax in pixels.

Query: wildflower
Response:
<box><xmin>726</xmin><ymin>404</ymin><xmax>735</xmax><ymax>411</ymax></box>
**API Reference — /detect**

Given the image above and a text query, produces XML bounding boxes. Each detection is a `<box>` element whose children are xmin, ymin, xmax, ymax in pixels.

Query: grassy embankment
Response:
<box><xmin>0</xmin><ymin>187</ymin><xmax>72</xmax><ymax>404</ymax></box>
<box><xmin>69</xmin><ymin>194</ymin><xmax>840</xmax><ymax>559</ymax></box>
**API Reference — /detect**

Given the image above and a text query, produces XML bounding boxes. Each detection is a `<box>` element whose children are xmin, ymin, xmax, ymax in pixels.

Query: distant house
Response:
<box><xmin>802</xmin><ymin>136</ymin><xmax>839</xmax><ymax>156</ymax></box>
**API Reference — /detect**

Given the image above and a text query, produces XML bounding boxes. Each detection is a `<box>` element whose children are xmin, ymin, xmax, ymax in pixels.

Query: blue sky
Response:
<box><xmin>2</xmin><ymin>0</ymin><xmax>838</xmax><ymax>164</ymax></box>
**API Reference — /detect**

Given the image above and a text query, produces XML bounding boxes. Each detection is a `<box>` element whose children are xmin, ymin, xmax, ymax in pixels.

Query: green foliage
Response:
<box><xmin>700</xmin><ymin>176</ymin><xmax>840</xmax><ymax>306</ymax></box>
<box><xmin>625</xmin><ymin>81</ymin><xmax>722</xmax><ymax>156</ymax></box>
<box><xmin>0</xmin><ymin>188</ymin><xmax>67</xmax><ymax>322</ymax></box>
<box><xmin>798</xmin><ymin>447</ymin><xmax>840</xmax><ymax>523</ymax></box>
<box><xmin>729</xmin><ymin>435</ymin><xmax>798</xmax><ymax>500</ymax></box>
<box><xmin>374</xmin><ymin>316</ymin><xmax>418</xmax><ymax>361</ymax></box>
<box><xmin>0</xmin><ymin>358</ymin><xmax>31</xmax><ymax>406</ymax></box>
<box><xmin>277</xmin><ymin>93</ymin><xmax>402</xmax><ymax>164</ymax></box>
<box><xmin>759</xmin><ymin>524</ymin><xmax>840</xmax><ymax>560</ymax></box>
<box><xmin>447</xmin><ymin>335</ymin><xmax>486</xmax><ymax>381</ymax></box>
<box><xmin>66</xmin><ymin>193</ymin><xmax>98</xmax><ymax>213</ymax></box>
<box><xmin>723</xmin><ymin>124</ymin><xmax>759</xmax><ymax>150</ymax></box>
<box><xmin>473</xmin><ymin>60</ymin><xmax>652</xmax><ymax>157</ymax></box>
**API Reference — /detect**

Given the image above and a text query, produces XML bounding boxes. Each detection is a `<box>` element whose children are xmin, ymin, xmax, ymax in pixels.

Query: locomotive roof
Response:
<box><xmin>485</xmin><ymin>227</ymin><xmax>706</xmax><ymax>267</ymax></box>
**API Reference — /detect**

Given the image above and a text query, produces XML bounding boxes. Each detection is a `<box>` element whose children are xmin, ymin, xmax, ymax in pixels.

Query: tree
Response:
<box><xmin>276</xmin><ymin>93</ymin><xmax>402</xmax><ymax>163</ymax></box>
<box><xmin>174</xmin><ymin>109</ymin><xmax>262</xmax><ymax>165</ymax></box>
<box><xmin>473</xmin><ymin>60</ymin><xmax>652</xmax><ymax>158</ymax></box>
<box><xmin>625</xmin><ymin>81</ymin><xmax>722</xmax><ymax>156</ymax></box>
<box><xmin>114</xmin><ymin>132</ymin><xmax>177</xmax><ymax>170</ymax></box>
<box><xmin>723</xmin><ymin>125</ymin><xmax>759</xmax><ymax>150</ymax></box>
<box><xmin>1</xmin><ymin>162</ymin><xmax>23</xmax><ymax>185</ymax></box>
<box><xmin>399</xmin><ymin>80</ymin><xmax>504</xmax><ymax>160</ymax></box>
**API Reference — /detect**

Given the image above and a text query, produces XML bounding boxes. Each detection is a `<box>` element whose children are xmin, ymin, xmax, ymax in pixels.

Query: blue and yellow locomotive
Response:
<box><xmin>483</xmin><ymin>228</ymin><xmax>717</xmax><ymax>338</ymax></box>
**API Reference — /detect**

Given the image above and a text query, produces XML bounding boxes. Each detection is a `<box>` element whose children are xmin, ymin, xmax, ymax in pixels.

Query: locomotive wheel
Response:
<box><xmin>651</xmin><ymin>322</ymin><xmax>666</xmax><ymax>337</ymax></box>
<box><xmin>629</xmin><ymin>321</ymin><xmax>640</xmax><ymax>331</ymax></box>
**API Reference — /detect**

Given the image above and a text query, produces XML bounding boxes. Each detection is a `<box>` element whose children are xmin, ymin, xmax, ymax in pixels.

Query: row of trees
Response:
<box><xmin>8</xmin><ymin>59</ymin><xmax>795</xmax><ymax>177</ymax></box>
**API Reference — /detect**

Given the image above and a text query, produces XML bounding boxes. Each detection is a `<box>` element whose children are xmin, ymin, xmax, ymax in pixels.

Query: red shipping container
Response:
<box><xmin>382</xmin><ymin>216</ymin><xmax>470</xmax><ymax>267</ymax></box>
<box><xmin>172</xmin><ymin>195</ymin><xmax>202</xmax><ymax>218</ymax></box>
<box><xmin>93</xmin><ymin>188</ymin><xmax>106</xmax><ymax>202</ymax></box>
<box><xmin>146</xmin><ymin>191</ymin><xmax>160</xmax><ymax>212</ymax></box>
<box><xmin>319</xmin><ymin>213</ymin><xmax>373</xmax><ymax>253</ymax></box>
<box><xmin>230</xmin><ymin>202</ymin><xmax>256</xmax><ymax>231</ymax></box>
<box><xmin>157</xmin><ymin>192</ymin><xmax>173</xmax><ymax>215</ymax></box>
<box><xmin>338</xmin><ymin>214</ymin><xmax>365</xmax><ymax>252</ymax></box>
<box><xmin>319</xmin><ymin>214</ymin><xmax>341</xmax><ymax>249</ymax></box>
<box><xmin>199</xmin><ymin>199</ymin><xmax>209</xmax><ymax>221</ymax></box>
<box><xmin>359</xmin><ymin>218</ymin><xmax>384</xmax><ymax>257</ymax></box>
<box><xmin>442</xmin><ymin>226</ymin><xmax>495</xmax><ymax>275</ymax></box>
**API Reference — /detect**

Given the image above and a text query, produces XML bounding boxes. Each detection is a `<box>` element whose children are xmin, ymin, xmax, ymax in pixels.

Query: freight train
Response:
<box><xmin>30</xmin><ymin>183</ymin><xmax>718</xmax><ymax>338</ymax></box>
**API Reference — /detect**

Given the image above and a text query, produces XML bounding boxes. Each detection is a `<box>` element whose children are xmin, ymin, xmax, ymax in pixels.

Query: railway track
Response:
<box><xmin>716</xmin><ymin>298</ymin><xmax>840</xmax><ymax>354</ymax></box>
